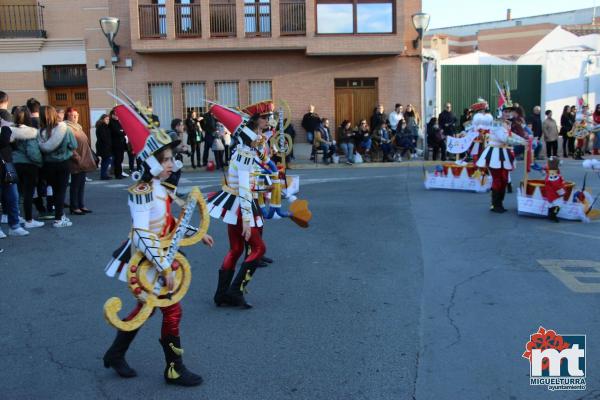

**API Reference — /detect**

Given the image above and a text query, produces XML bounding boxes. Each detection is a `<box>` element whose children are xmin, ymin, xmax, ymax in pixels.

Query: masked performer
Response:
<box><xmin>103</xmin><ymin>101</ymin><xmax>213</xmax><ymax>386</ymax></box>
<box><xmin>208</xmin><ymin>103</ymin><xmax>274</xmax><ymax>309</ymax></box>
<box><xmin>542</xmin><ymin>157</ymin><xmax>566</xmax><ymax>222</ymax></box>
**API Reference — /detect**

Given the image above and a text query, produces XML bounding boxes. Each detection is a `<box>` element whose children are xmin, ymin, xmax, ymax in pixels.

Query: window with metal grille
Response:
<box><xmin>148</xmin><ymin>82</ymin><xmax>173</xmax><ymax>129</ymax></box>
<box><xmin>248</xmin><ymin>80</ymin><xmax>272</xmax><ymax>104</ymax></box>
<box><xmin>244</xmin><ymin>0</ymin><xmax>271</xmax><ymax>37</ymax></box>
<box><xmin>182</xmin><ymin>81</ymin><xmax>207</xmax><ymax>116</ymax></box>
<box><xmin>215</xmin><ymin>81</ymin><xmax>239</xmax><ymax>107</ymax></box>
<box><xmin>43</xmin><ymin>65</ymin><xmax>87</xmax><ymax>88</ymax></box>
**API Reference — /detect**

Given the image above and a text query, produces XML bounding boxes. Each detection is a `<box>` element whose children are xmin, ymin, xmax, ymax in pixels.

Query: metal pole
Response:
<box><xmin>421</xmin><ymin>56</ymin><xmax>428</xmax><ymax>160</ymax></box>
<box><xmin>111</xmin><ymin>62</ymin><xmax>117</xmax><ymax>106</ymax></box>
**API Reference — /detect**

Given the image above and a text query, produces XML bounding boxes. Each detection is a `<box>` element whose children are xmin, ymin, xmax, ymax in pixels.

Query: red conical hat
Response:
<box><xmin>210</xmin><ymin>104</ymin><xmax>258</xmax><ymax>144</ymax></box>
<box><xmin>113</xmin><ymin>104</ymin><xmax>150</xmax><ymax>155</ymax></box>
<box><xmin>210</xmin><ymin>104</ymin><xmax>244</xmax><ymax>134</ymax></box>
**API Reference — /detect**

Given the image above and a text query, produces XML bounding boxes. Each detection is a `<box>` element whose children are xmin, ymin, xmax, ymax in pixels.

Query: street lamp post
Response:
<box><xmin>412</xmin><ymin>12</ymin><xmax>430</xmax><ymax>160</ymax></box>
<box><xmin>99</xmin><ymin>17</ymin><xmax>121</xmax><ymax>105</ymax></box>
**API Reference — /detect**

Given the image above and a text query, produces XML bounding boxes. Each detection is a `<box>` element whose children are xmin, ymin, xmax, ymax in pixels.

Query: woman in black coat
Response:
<box><xmin>109</xmin><ymin>110</ymin><xmax>127</xmax><ymax>179</ymax></box>
<box><xmin>185</xmin><ymin>111</ymin><xmax>203</xmax><ymax>168</ymax></box>
<box><xmin>95</xmin><ymin>114</ymin><xmax>113</xmax><ymax>180</ymax></box>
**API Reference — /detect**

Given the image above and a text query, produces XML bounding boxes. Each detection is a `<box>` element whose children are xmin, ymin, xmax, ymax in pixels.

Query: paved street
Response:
<box><xmin>1</xmin><ymin>160</ymin><xmax>600</xmax><ymax>400</ymax></box>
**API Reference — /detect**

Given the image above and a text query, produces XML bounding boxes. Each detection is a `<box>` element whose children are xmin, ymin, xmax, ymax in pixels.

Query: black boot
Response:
<box><xmin>103</xmin><ymin>329</ymin><xmax>139</xmax><ymax>378</ymax></box>
<box><xmin>498</xmin><ymin>188</ymin><xmax>507</xmax><ymax>212</ymax></box>
<box><xmin>214</xmin><ymin>268</ymin><xmax>234</xmax><ymax>306</ymax></box>
<box><xmin>490</xmin><ymin>190</ymin><xmax>506</xmax><ymax>213</ymax></box>
<box><xmin>159</xmin><ymin>335</ymin><xmax>203</xmax><ymax>387</ymax></box>
<box><xmin>226</xmin><ymin>262</ymin><xmax>257</xmax><ymax>309</ymax></box>
<box><xmin>548</xmin><ymin>206</ymin><xmax>560</xmax><ymax>222</ymax></box>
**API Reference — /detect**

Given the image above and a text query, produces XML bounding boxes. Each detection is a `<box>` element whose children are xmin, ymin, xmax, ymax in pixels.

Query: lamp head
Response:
<box><xmin>411</xmin><ymin>13</ymin><xmax>430</xmax><ymax>49</ymax></box>
<box><xmin>100</xmin><ymin>17</ymin><xmax>120</xmax><ymax>55</ymax></box>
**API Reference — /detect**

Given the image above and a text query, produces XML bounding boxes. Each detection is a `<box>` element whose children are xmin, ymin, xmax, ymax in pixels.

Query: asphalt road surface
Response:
<box><xmin>1</xmin><ymin>160</ymin><xmax>599</xmax><ymax>400</ymax></box>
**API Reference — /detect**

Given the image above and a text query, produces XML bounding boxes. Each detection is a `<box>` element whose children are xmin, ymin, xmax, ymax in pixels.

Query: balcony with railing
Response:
<box><xmin>244</xmin><ymin>1</ymin><xmax>271</xmax><ymax>38</ymax></box>
<box><xmin>0</xmin><ymin>3</ymin><xmax>46</xmax><ymax>38</ymax></box>
<box><xmin>210</xmin><ymin>0</ymin><xmax>236</xmax><ymax>38</ymax></box>
<box><xmin>130</xmin><ymin>0</ymin><xmax>406</xmax><ymax>56</ymax></box>
<box><xmin>138</xmin><ymin>3</ymin><xmax>166</xmax><ymax>39</ymax></box>
<box><xmin>280</xmin><ymin>0</ymin><xmax>305</xmax><ymax>36</ymax></box>
<box><xmin>175</xmin><ymin>3</ymin><xmax>202</xmax><ymax>38</ymax></box>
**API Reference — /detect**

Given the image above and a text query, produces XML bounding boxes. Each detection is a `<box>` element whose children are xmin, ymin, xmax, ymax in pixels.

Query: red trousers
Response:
<box><xmin>490</xmin><ymin>168</ymin><xmax>509</xmax><ymax>192</ymax></box>
<box><xmin>221</xmin><ymin>218</ymin><xmax>266</xmax><ymax>271</ymax></box>
<box><xmin>125</xmin><ymin>302</ymin><xmax>182</xmax><ymax>338</ymax></box>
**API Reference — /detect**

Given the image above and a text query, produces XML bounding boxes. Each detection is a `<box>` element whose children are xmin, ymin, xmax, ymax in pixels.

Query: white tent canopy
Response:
<box><xmin>518</xmin><ymin>26</ymin><xmax>600</xmax><ymax>118</ymax></box>
<box><xmin>441</xmin><ymin>50</ymin><xmax>513</xmax><ymax>65</ymax></box>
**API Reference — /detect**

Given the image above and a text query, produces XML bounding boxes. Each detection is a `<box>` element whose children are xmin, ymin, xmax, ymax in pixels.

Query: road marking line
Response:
<box><xmin>538</xmin><ymin>259</ymin><xmax>600</xmax><ymax>293</ymax></box>
<box><xmin>538</xmin><ymin>226</ymin><xmax>600</xmax><ymax>240</ymax></box>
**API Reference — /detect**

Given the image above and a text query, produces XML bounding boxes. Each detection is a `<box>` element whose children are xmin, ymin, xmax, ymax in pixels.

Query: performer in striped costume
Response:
<box><xmin>207</xmin><ymin>102</ymin><xmax>275</xmax><ymax>309</ymax></box>
<box><xmin>102</xmin><ymin>97</ymin><xmax>213</xmax><ymax>387</ymax></box>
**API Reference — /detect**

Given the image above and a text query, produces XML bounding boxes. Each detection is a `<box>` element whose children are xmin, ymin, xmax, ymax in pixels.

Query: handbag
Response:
<box><xmin>1</xmin><ymin>159</ymin><xmax>18</xmax><ymax>184</ymax></box>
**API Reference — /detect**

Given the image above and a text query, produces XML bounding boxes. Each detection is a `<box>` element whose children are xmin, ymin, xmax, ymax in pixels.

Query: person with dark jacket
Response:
<box><xmin>370</xmin><ymin>104</ymin><xmax>387</xmax><ymax>134</ymax></box>
<box><xmin>459</xmin><ymin>108</ymin><xmax>472</xmax><ymax>131</ymax></box>
<box><xmin>200</xmin><ymin>111</ymin><xmax>216</xmax><ymax>166</ymax></box>
<box><xmin>95</xmin><ymin>114</ymin><xmax>113</xmax><ymax>180</ymax></box>
<box><xmin>185</xmin><ymin>111</ymin><xmax>203</xmax><ymax>168</ymax></box>
<box><xmin>560</xmin><ymin>105</ymin><xmax>575</xmax><ymax>157</ymax></box>
<box><xmin>109</xmin><ymin>110</ymin><xmax>127</xmax><ymax>179</ymax></box>
<box><xmin>438</xmin><ymin>102</ymin><xmax>458</xmax><ymax>136</ymax></box>
<box><xmin>427</xmin><ymin>117</ymin><xmax>447</xmax><ymax>161</ymax></box>
<box><xmin>0</xmin><ymin>90</ymin><xmax>11</xmax><ymax>123</ymax></box>
<box><xmin>284</xmin><ymin>119</ymin><xmax>296</xmax><ymax>162</ymax></box>
<box><xmin>338</xmin><ymin>120</ymin><xmax>355</xmax><ymax>164</ymax></box>
<box><xmin>26</xmin><ymin>97</ymin><xmax>41</xmax><ymax>129</ymax></box>
<box><xmin>527</xmin><ymin>106</ymin><xmax>543</xmax><ymax>159</ymax></box>
<box><xmin>301</xmin><ymin>104</ymin><xmax>321</xmax><ymax>144</ymax></box>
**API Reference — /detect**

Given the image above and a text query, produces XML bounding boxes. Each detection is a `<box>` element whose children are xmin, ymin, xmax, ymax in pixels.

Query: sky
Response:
<box><xmin>423</xmin><ymin>0</ymin><xmax>599</xmax><ymax>29</ymax></box>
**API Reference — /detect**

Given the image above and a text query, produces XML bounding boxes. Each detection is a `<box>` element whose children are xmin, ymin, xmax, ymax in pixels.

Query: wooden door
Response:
<box><xmin>47</xmin><ymin>86</ymin><xmax>91</xmax><ymax>140</ymax></box>
<box><xmin>353</xmin><ymin>87</ymin><xmax>378</xmax><ymax>129</ymax></box>
<box><xmin>334</xmin><ymin>79</ymin><xmax>378</xmax><ymax>136</ymax></box>
<box><xmin>334</xmin><ymin>89</ymin><xmax>353</xmax><ymax>140</ymax></box>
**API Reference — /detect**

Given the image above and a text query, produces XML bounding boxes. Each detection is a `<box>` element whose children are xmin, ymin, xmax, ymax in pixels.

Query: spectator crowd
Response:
<box><xmin>303</xmin><ymin>100</ymin><xmax>600</xmax><ymax>165</ymax></box>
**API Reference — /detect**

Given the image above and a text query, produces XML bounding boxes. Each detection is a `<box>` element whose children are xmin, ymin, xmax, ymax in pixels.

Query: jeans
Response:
<box><xmin>100</xmin><ymin>156</ymin><xmax>113</xmax><ymax>179</ymax></box>
<box><xmin>69</xmin><ymin>172</ymin><xmax>87</xmax><ymax>209</ymax></box>
<box><xmin>340</xmin><ymin>142</ymin><xmax>355</xmax><ymax>162</ymax></box>
<box><xmin>533</xmin><ymin>139</ymin><xmax>542</xmax><ymax>159</ymax></box>
<box><xmin>320</xmin><ymin>143</ymin><xmax>336</xmax><ymax>161</ymax></box>
<box><xmin>1</xmin><ymin>182</ymin><xmax>20</xmax><ymax>228</ymax></box>
<box><xmin>306</xmin><ymin>131</ymin><xmax>314</xmax><ymax>144</ymax></box>
<box><xmin>45</xmin><ymin>161</ymin><xmax>70</xmax><ymax>220</ymax></box>
<box><xmin>15</xmin><ymin>163</ymin><xmax>38</xmax><ymax>221</ymax></box>
<box><xmin>361</xmin><ymin>138</ymin><xmax>372</xmax><ymax>151</ymax></box>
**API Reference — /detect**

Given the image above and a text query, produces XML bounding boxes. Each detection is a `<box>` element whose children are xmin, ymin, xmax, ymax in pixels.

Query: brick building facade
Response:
<box><xmin>0</xmin><ymin>0</ymin><xmax>422</xmax><ymax>142</ymax></box>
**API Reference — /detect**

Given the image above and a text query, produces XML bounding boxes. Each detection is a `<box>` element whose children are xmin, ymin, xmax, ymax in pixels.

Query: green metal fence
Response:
<box><xmin>441</xmin><ymin>65</ymin><xmax>541</xmax><ymax>116</ymax></box>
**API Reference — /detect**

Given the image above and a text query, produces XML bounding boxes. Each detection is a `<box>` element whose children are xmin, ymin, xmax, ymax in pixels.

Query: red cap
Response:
<box><xmin>242</xmin><ymin>101</ymin><xmax>275</xmax><ymax>117</ymax></box>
